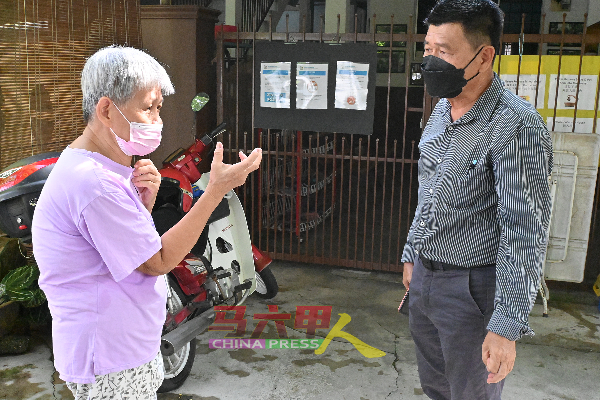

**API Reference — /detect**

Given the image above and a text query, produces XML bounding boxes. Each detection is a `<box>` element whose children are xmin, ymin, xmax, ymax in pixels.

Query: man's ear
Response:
<box><xmin>480</xmin><ymin>45</ymin><xmax>496</xmax><ymax>70</ymax></box>
<box><xmin>95</xmin><ymin>97</ymin><xmax>112</xmax><ymax>127</ymax></box>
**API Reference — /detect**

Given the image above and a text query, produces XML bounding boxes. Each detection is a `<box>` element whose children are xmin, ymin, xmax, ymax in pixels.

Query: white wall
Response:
<box><xmin>369</xmin><ymin>0</ymin><xmax>418</xmax><ymax>29</ymax></box>
<box><xmin>220</xmin><ymin>0</ymin><xmax>242</xmax><ymax>26</ymax></box>
<box><xmin>588</xmin><ymin>0</ymin><xmax>600</xmax><ymax>26</ymax></box>
<box><xmin>542</xmin><ymin>0</ymin><xmax>590</xmax><ymax>30</ymax></box>
<box><xmin>324</xmin><ymin>0</ymin><xmax>350</xmax><ymax>34</ymax></box>
<box><xmin>541</xmin><ymin>0</ymin><xmax>593</xmax><ymax>55</ymax></box>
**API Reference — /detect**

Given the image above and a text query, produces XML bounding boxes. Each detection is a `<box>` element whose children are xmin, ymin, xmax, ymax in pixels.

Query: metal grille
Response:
<box><xmin>170</xmin><ymin>0</ymin><xmax>213</xmax><ymax>7</ymax></box>
<box><xmin>215</xmin><ymin>13</ymin><xmax>600</xmax><ymax>273</ymax></box>
<box><xmin>241</xmin><ymin>0</ymin><xmax>275</xmax><ymax>32</ymax></box>
<box><xmin>0</xmin><ymin>0</ymin><xmax>142</xmax><ymax>169</ymax></box>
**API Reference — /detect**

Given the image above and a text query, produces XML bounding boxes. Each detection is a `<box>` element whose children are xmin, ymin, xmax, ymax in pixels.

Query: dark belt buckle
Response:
<box><xmin>421</xmin><ymin>256</ymin><xmax>463</xmax><ymax>271</ymax></box>
<box><xmin>440</xmin><ymin>263</ymin><xmax>464</xmax><ymax>271</ymax></box>
<box><xmin>420</xmin><ymin>257</ymin><xmax>435</xmax><ymax>271</ymax></box>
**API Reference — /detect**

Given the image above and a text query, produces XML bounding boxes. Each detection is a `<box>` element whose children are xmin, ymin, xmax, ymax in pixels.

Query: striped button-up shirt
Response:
<box><xmin>402</xmin><ymin>74</ymin><xmax>553</xmax><ymax>341</ymax></box>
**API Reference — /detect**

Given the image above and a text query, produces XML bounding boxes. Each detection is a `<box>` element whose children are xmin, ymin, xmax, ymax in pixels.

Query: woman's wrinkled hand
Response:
<box><xmin>205</xmin><ymin>142</ymin><xmax>262</xmax><ymax>199</ymax></box>
<box><xmin>132</xmin><ymin>158</ymin><xmax>161</xmax><ymax>212</ymax></box>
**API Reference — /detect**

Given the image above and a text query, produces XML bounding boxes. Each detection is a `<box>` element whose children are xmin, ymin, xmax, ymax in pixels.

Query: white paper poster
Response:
<box><xmin>296</xmin><ymin>63</ymin><xmax>328</xmax><ymax>110</ymax></box>
<box><xmin>547</xmin><ymin>74</ymin><xmax>598</xmax><ymax>110</ymax></box>
<box><xmin>501</xmin><ymin>74</ymin><xmax>546</xmax><ymax>108</ymax></box>
<box><xmin>335</xmin><ymin>61</ymin><xmax>369</xmax><ymax>110</ymax></box>
<box><xmin>546</xmin><ymin>117</ymin><xmax>600</xmax><ymax>133</ymax></box>
<box><xmin>260</xmin><ymin>62</ymin><xmax>291</xmax><ymax>108</ymax></box>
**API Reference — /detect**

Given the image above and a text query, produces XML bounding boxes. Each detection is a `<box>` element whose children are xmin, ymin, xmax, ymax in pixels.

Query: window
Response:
<box><xmin>498</xmin><ymin>0</ymin><xmax>543</xmax><ymax>55</ymax></box>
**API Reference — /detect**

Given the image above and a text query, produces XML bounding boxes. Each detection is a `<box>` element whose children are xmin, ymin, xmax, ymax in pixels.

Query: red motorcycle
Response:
<box><xmin>0</xmin><ymin>92</ymin><xmax>278</xmax><ymax>392</ymax></box>
<box><xmin>154</xmin><ymin>93</ymin><xmax>277</xmax><ymax>391</ymax></box>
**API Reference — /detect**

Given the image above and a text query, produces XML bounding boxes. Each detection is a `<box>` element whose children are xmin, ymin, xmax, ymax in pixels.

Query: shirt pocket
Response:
<box><xmin>460</xmin><ymin>158</ymin><xmax>488</xmax><ymax>181</ymax></box>
<box><xmin>446</xmin><ymin>158</ymin><xmax>493</xmax><ymax>209</ymax></box>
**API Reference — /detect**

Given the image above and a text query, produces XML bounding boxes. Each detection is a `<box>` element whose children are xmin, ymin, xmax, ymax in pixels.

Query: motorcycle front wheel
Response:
<box><xmin>255</xmin><ymin>266</ymin><xmax>278</xmax><ymax>299</ymax></box>
<box><xmin>158</xmin><ymin>277</ymin><xmax>196</xmax><ymax>393</ymax></box>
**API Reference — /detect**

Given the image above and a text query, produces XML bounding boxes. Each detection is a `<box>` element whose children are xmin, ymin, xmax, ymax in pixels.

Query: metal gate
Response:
<box><xmin>215</xmin><ymin>12</ymin><xmax>600</xmax><ymax>274</ymax></box>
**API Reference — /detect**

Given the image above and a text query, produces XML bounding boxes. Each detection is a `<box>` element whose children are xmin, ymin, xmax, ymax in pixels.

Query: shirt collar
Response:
<box><xmin>65</xmin><ymin>146</ymin><xmax>134</xmax><ymax>179</ymax></box>
<box><xmin>446</xmin><ymin>73</ymin><xmax>504</xmax><ymax>127</ymax></box>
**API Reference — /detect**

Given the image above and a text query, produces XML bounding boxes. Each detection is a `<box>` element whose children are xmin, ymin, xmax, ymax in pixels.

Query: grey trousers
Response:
<box><xmin>408</xmin><ymin>256</ymin><xmax>504</xmax><ymax>400</ymax></box>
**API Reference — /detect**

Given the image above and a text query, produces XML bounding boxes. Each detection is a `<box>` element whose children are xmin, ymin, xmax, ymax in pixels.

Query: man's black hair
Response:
<box><xmin>425</xmin><ymin>0</ymin><xmax>504</xmax><ymax>57</ymax></box>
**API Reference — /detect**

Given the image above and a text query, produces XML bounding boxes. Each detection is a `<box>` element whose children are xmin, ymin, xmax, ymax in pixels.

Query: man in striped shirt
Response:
<box><xmin>401</xmin><ymin>1</ymin><xmax>553</xmax><ymax>399</ymax></box>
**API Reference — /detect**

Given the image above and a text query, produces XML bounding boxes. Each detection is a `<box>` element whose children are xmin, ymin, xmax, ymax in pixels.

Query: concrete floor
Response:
<box><xmin>1</xmin><ymin>260</ymin><xmax>599</xmax><ymax>400</ymax></box>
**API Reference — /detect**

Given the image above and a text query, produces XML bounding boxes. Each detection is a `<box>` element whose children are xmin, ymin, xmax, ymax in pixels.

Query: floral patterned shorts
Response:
<box><xmin>65</xmin><ymin>353</ymin><xmax>164</xmax><ymax>400</ymax></box>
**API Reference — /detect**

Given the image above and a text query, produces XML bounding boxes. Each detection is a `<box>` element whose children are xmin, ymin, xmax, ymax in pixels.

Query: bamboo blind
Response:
<box><xmin>0</xmin><ymin>0</ymin><xmax>142</xmax><ymax>169</ymax></box>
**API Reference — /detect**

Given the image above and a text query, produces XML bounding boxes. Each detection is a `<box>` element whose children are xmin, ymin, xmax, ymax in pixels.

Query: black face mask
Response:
<box><xmin>421</xmin><ymin>46</ymin><xmax>484</xmax><ymax>98</ymax></box>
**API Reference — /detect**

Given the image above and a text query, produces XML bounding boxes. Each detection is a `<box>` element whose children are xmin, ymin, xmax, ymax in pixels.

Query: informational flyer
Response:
<box><xmin>546</xmin><ymin>117</ymin><xmax>600</xmax><ymax>133</ymax></box>
<box><xmin>547</xmin><ymin>74</ymin><xmax>598</xmax><ymax>110</ymax></box>
<box><xmin>335</xmin><ymin>61</ymin><xmax>369</xmax><ymax>110</ymax></box>
<box><xmin>296</xmin><ymin>63</ymin><xmax>328</xmax><ymax>110</ymax></box>
<box><xmin>501</xmin><ymin>74</ymin><xmax>546</xmax><ymax>108</ymax></box>
<box><xmin>260</xmin><ymin>62</ymin><xmax>291</xmax><ymax>108</ymax></box>
<box><xmin>494</xmin><ymin>56</ymin><xmax>600</xmax><ymax>134</ymax></box>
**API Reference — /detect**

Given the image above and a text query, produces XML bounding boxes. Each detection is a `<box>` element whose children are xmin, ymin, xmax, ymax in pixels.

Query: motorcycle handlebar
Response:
<box><xmin>200</xmin><ymin>122</ymin><xmax>227</xmax><ymax>146</ymax></box>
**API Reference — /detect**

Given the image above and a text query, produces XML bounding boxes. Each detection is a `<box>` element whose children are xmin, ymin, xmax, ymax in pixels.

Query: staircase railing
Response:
<box><xmin>169</xmin><ymin>0</ymin><xmax>213</xmax><ymax>7</ymax></box>
<box><xmin>242</xmin><ymin>0</ymin><xmax>275</xmax><ymax>32</ymax></box>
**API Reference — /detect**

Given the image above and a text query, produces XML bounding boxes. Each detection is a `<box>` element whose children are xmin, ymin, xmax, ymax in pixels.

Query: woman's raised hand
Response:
<box><xmin>205</xmin><ymin>142</ymin><xmax>262</xmax><ymax>199</ymax></box>
<box><xmin>132</xmin><ymin>158</ymin><xmax>162</xmax><ymax>213</ymax></box>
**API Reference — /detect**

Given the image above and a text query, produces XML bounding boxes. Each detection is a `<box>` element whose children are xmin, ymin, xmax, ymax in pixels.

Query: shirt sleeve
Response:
<box><xmin>401</xmin><ymin>242</ymin><xmax>417</xmax><ymax>264</ymax></box>
<box><xmin>402</xmin><ymin>158</ymin><xmax>424</xmax><ymax>264</ymax></box>
<box><xmin>488</xmin><ymin>122</ymin><xmax>553</xmax><ymax>341</ymax></box>
<box><xmin>401</xmin><ymin>213</ymin><xmax>420</xmax><ymax>263</ymax></box>
<box><xmin>78</xmin><ymin>190</ymin><xmax>163</xmax><ymax>282</ymax></box>
<box><xmin>402</xmin><ymin>102</ymin><xmax>446</xmax><ymax>265</ymax></box>
<box><xmin>400</xmin><ymin>187</ymin><xmax>421</xmax><ymax>264</ymax></box>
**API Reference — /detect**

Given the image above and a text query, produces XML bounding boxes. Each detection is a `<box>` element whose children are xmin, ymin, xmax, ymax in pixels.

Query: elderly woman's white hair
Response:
<box><xmin>81</xmin><ymin>46</ymin><xmax>175</xmax><ymax>122</ymax></box>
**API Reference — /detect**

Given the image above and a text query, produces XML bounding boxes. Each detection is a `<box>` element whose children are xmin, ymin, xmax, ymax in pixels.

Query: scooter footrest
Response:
<box><xmin>234</xmin><ymin>281</ymin><xmax>252</xmax><ymax>292</ymax></box>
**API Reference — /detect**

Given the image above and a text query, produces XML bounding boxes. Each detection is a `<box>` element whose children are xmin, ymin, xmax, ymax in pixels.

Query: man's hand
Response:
<box><xmin>132</xmin><ymin>159</ymin><xmax>161</xmax><ymax>213</ymax></box>
<box><xmin>402</xmin><ymin>262</ymin><xmax>414</xmax><ymax>290</ymax></box>
<box><xmin>482</xmin><ymin>331</ymin><xmax>516</xmax><ymax>384</ymax></box>
<box><xmin>205</xmin><ymin>142</ymin><xmax>262</xmax><ymax>199</ymax></box>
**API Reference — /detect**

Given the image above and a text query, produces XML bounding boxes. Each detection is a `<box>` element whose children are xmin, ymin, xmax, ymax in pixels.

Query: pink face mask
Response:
<box><xmin>111</xmin><ymin>103</ymin><xmax>163</xmax><ymax>156</ymax></box>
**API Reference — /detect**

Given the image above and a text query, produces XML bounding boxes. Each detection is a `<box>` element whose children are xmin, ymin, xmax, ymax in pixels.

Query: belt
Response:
<box><xmin>419</xmin><ymin>256</ymin><xmax>494</xmax><ymax>271</ymax></box>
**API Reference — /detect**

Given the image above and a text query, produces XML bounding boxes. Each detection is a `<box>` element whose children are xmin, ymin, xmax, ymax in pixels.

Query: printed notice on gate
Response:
<box><xmin>502</xmin><ymin>74</ymin><xmax>546</xmax><ymax>109</ymax></box>
<box><xmin>296</xmin><ymin>63</ymin><xmax>328</xmax><ymax>110</ymax></box>
<box><xmin>261</xmin><ymin>62</ymin><xmax>291</xmax><ymax>108</ymax></box>
<box><xmin>547</xmin><ymin>74</ymin><xmax>599</xmax><ymax>110</ymax></box>
<box><xmin>335</xmin><ymin>61</ymin><xmax>369</xmax><ymax>110</ymax></box>
<box><xmin>546</xmin><ymin>117</ymin><xmax>600</xmax><ymax>133</ymax></box>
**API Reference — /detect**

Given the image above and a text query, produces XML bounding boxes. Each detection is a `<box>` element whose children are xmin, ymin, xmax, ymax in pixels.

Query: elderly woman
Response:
<box><xmin>31</xmin><ymin>46</ymin><xmax>261</xmax><ymax>399</ymax></box>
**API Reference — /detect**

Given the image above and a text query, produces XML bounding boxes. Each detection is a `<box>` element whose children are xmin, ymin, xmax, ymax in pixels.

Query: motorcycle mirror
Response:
<box><xmin>191</xmin><ymin>92</ymin><xmax>209</xmax><ymax>112</ymax></box>
<box><xmin>190</xmin><ymin>93</ymin><xmax>209</xmax><ymax>140</ymax></box>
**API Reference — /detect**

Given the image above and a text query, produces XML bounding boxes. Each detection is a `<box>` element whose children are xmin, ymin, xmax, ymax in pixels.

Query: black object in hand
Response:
<box><xmin>398</xmin><ymin>289</ymin><xmax>409</xmax><ymax>315</ymax></box>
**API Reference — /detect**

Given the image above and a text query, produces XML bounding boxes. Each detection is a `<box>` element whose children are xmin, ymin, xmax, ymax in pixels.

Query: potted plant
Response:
<box><xmin>0</xmin><ymin>263</ymin><xmax>46</xmax><ymax>308</ymax></box>
<box><xmin>0</xmin><ymin>263</ymin><xmax>47</xmax><ymax>354</ymax></box>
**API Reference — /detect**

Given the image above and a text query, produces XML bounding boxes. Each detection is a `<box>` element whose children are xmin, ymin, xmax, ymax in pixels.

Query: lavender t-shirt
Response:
<box><xmin>32</xmin><ymin>147</ymin><xmax>165</xmax><ymax>384</ymax></box>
